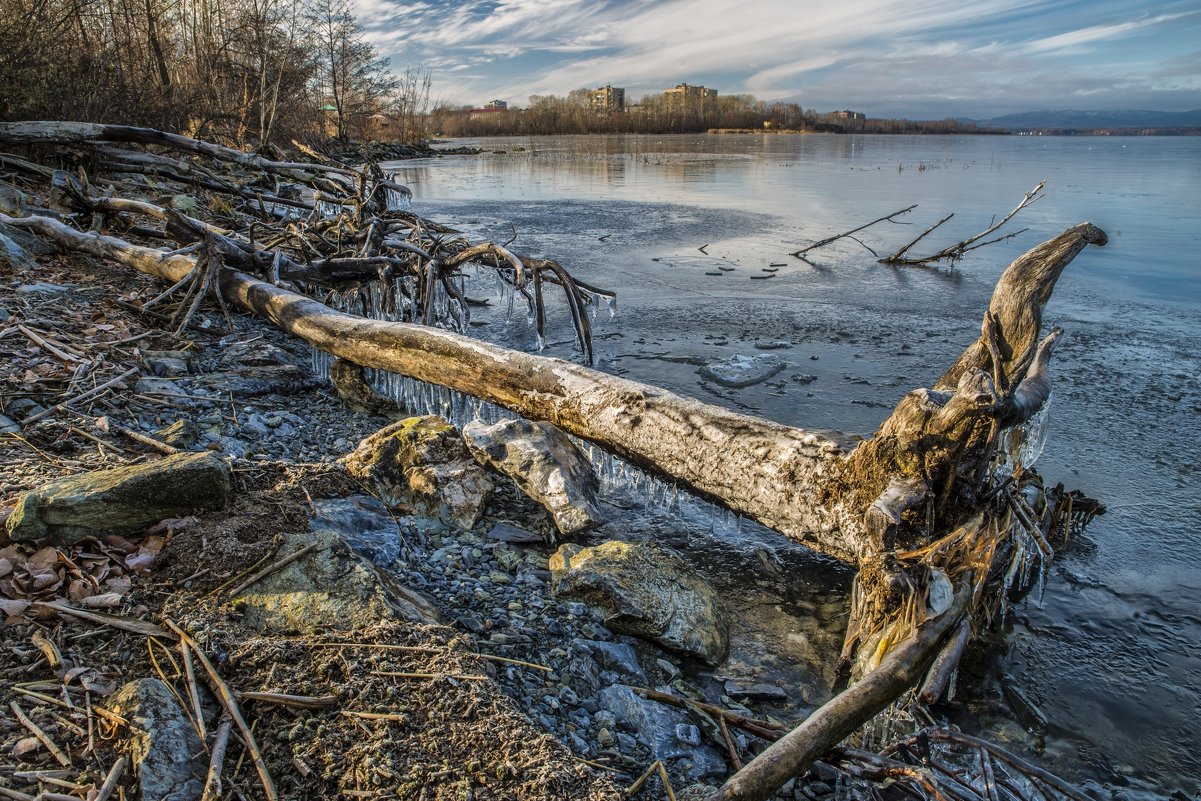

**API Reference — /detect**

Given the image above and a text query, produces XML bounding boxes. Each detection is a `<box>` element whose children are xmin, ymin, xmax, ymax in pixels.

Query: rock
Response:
<box><xmin>599</xmin><ymin>685</ymin><xmax>726</xmax><ymax>781</ymax></box>
<box><xmin>193</xmin><ymin>365</ymin><xmax>320</xmax><ymax>397</ymax></box>
<box><xmin>310</xmin><ymin>495</ymin><xmax>400</xmax><ymax>566</ymax></box>
<box><xmin>141</xmin><ymin>350</ymin><xmax>191</xmax><ymax>377</ymax></box>
<box><xmin>486</xmin><ymin>522</ymin><xmax>544</xmax><ymax>543</ymax></box>
<box><xmin>0</xmin><ymin>221</ymin><xmax>56</xmax><ymax>255</ymax></box>
<box><xmin>220</xmin><ymin>340</ymin><xmax>298</xmax><ymax>368</ymax></box>
<box><xmin>135</xmin><ymin>377</ymin><xmax>194</xmax><ymax>403</ymax></box>
<box><xmin>699</xmin><ymin>353</ymin><xmax>786</xmax><ymax>388</ymax></box>
<box><xmin>329</xmin><ymin>358</ymin><xmax>401</xmax><ymax>417</ymax></box>
<box><xmin>6</xmin><ymin>451</ymin><xmax>232</xmax><ymax>544</ymax></box>
<box><xmin>16</xmin><ymin>280</ymin><xmax>70</xmax><ymax>295</ymax></box>
<box><xmin>462</xmin><ymin>418</ymin><xmax>602</xmax><ymax>535</ymax></box>
<box><xmin>109</xmin><ymin>678</ymin><xmax>205</xmax><ymax>801</ymax></box>
<box><xmin>343</xmin><ymin>416</ymin><xmax>493</xmax><ymax>530</ymax></box>
<box><xmin>549</xmin><ymin>542</ymin><xmax>729</xmax><ymax>665</ymax></box>
<box><xmin>154</xmin><ymin>420</ymin><xmax>199</xmax><ymax>449</ymax></box>
<box><xmin>233</xmin><ymin>521</ymin><xmax>441</xmax><ymax>635</ymax></box>
<box><xmin>0</xmin><ymin>233</ymin><xmax>34</xmax><ymax>270</ymax></box>
<box><xmin>0</xmin><ymin>185</ymin><xmax>27</xmax><ymax>215</ymax></box>
<box><xmin>754</xmin><ymin>339</ymin><xmax>793</xmax><ymax>350</ymax></box>
<box><xmin>576</xmin><ymin>639</ymin><xmax>647</xmax><ymax>682</ymax></box>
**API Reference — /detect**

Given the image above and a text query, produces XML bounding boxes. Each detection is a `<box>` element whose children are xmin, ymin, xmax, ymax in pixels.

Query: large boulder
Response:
<box><xmin>549</xmin><ymin>541</ymin><xmax>729</xmax><ymax>665</ymax></box>
<box><xmin>462</xmin><ymin>418</ymin><xmax>603</xmax><ymax>535</ymax></box>
<box><xmin>232</xmin><ymin>521</ymin><xmax>442</xmax><ymax>635</ymax></box>
<box><xmin>6</xmin><ymin>451</ymin><xmax>232</xmax><ymax>544</ymax></box>
<box><xmin>109</xmin><ymin>678</ymin><xmax>206</xmax><ymax>801</ymax></box>
<box><xmin>342</xmin><ymin>416</ymin><xmax>493</xmax><ymax>530</ymax></box>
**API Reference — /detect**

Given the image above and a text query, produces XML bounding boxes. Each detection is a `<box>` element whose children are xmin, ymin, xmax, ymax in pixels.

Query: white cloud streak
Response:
<box><xmin>355</xmin><ymin>0</ymin><xmax>1201</xmax><ymax>115</ymax></box>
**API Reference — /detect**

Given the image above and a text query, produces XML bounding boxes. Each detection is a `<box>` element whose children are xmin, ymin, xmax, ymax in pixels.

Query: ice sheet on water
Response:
<box><xmin>699</xmin><ymin>353</ymin><xmax>786</xmax><ymax>389</ymax></box>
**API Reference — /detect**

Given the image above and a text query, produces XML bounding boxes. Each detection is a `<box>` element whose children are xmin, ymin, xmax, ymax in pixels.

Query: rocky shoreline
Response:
<box><xmin>0</xmin><ymin>229</ymin><xmax>844</xmax><ymax>800</ymax></box>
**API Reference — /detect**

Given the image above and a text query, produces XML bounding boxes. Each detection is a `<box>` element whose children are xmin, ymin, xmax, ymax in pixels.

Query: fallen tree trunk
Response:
<box><xmin>0</xmin><ymin>213</ymin><xmax>1104</xmax><ymax>568</ymax></box>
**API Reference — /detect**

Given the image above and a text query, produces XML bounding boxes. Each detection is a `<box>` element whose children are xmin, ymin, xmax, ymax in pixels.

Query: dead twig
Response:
<box><xmin>10</xmin><ymin>701</ymin><xmax>72</xmax><ymax>767</ymax></box>
<box><xmin>238</xmin><ymin>691</ymin><xmax>338</xmax><ymax>709</ymax></box>
<box><xmin>94</xmin><ymin>756</ymin><xmax>127</xmax><ymax>801</ymax></box>
<box><xmin>225</xmin><ymin>543</ymin><xmax>319</xmax><ymax>596</ymax></box>
<box><xmin>882</xmin><ymin>182</ymin><xmax>1045</xmax><ymax>266</ymax></box>
<box><xmin>791</xmin><ymin>205</ymin><xmax>916</xmax><ymax>257</ymax></box>
<box><xmin>164</xmin><ymin>619</ymin><xmax>279</xmax><ymax>801</ymax></box>
<box><xmin>201</xmin><ymin>715</ymin><xmax>233</xmax><ymax>801</ymax></box>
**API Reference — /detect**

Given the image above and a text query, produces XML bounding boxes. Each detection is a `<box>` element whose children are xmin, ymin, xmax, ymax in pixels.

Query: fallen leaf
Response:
<box><xmin>103</xmin><ymin>534</ymin><xmax>137</xmax><ymax>553</ymax></box>
<box><xmin>80</xmin><ymin>592</ymin><xmax>123</xmax><ymax>609</ymax></box>
<box><xmin>102</xmin><ymin>576</ymin><xmax>132</xmax><ymax>595</ymax></box>
<box><xmin>0</xmin><ymin>598</ymin><xmax>31</xmax><ymax>617</ymax></box>
<box><xmin>124</xmin><ymin>552</ymin><xmax>155</xmax><ymax>573</ymax></box>
<box><xmin>68</xmin><ymin>578</ymin><xmax>93</xmax><ymax>601</ymax></box>
<box><xmin>12</xmin><ymin>736</ymin><xmax>42</xmax><ymax>757</ymax></box>
<box><xmin>0</xmin><ymin>557</ymin><xmax>12</xmax><ymax>578</ymax></box>
<box><xmin>27</xmin><ymin>547</ymin><xmax>61</xmax><ymax>570</ymax></box>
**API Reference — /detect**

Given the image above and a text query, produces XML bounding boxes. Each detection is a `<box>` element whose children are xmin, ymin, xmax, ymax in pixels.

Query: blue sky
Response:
<box><xmin>353</xmin><ymin>0</ymin><xmax>1201</xmax><ymax>118</ymax></box>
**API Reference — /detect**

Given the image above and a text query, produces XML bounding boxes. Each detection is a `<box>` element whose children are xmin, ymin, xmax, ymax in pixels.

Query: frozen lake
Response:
<box><xmin>385</xmin><ymin>133</ymin><xmax>1201</xmax><ymax>797</ymax></box>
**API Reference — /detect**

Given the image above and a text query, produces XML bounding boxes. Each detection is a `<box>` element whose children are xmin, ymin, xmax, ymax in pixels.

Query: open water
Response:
<box><xmin>384</xmin><ymin>133</ymin><xmax>1201</xmax><ymax>797</ymax></box>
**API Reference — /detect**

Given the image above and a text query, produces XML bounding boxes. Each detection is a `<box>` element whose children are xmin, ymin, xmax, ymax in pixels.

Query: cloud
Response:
<box><xmin>1022</xmin><ymin>11</ymin><xmax>1200</xmax><ymax>55</ymax></box>
<box><xmin>361</xmin><ymin>0</ymin><xmax>1201</xmax><ymax>115</ymax></box>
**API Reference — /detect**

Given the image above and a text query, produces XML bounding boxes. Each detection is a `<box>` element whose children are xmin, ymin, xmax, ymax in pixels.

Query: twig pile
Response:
<box><xmin>0</xmin><ymin>121</ymin><xmax>614</xmax><ymax>362</ymax></box>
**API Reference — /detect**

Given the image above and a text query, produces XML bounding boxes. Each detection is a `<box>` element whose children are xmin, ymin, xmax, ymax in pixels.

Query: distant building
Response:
<box><xmin>588</xmin><ymin>85</ymin><xmax>625</xmax><ymax>112</ymax></box>
<box><xmin>826</xmin><ymin>110</ymin><xmax>864</xmax><ymax>129</ymax></box>
<box><xmin>663</xmin><ymin>83</ymin><xmax>717</xmax><ymax>111</ymax></box>
<box><xmin>484</xmin><ymin>99</ymin><xmax>508</xmax><ymax>110</ymax></box>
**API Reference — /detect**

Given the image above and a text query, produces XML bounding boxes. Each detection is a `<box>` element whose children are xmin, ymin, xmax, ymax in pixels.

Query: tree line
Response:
<box><xmin>0</xmin><ymin>0</ymin><xmax>429</xmax><ymax>146</ymax></box>
<box><xmin>432</xmin><ymin>93</ymin><xmax>999</xmax><ymax>137</ymax></box>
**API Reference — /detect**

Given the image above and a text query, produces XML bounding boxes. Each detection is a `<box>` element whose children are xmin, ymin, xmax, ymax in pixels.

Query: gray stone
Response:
<box><xmin>16</xmin><ymin>280</ymin><xmax>70</xmax><ymax>295</ymax></box>
<box><xmin>141</xmin><ymin>350</ymin><xmax>191</xmax><ymax>377</ymax></box>
<box><xmin>599</xmin><ymin>685</ymin><xmax>726</xmax><ymax>780</ymax></box>
<box><xmin>675</xmin><ymin>723</ymin><xmax>701</xmax><ymax>746</ymax></box>
<box><xmin>577</xmin><ymin>639</ymin><xmax>647</xmax><ymax>682</ymax></box>
<box><xmin>311</xmin><ymin>495</ymin><xmax>401</xmax><ymax>566</ymax></box>
<box><xmin>699</xmin><ymin>353</ymin><xmax>786</xmax><ymax>388</ymax></box>
<box><xmin>343</xmin><ymin>416</ymin><xmax>493</xmax><ymax>530</ymax></box>
<box><xmin>110</xmin><ymin>678</ymin><xmax>205</xmax><ymax>801</ymax></box>
<box><xmin>463</xmin><ymin>418</ymin><xmax>603</xmax><ymax>535</ymax></box>
<box><xmin>486</xmin><ymin>522</ymin><xmax>544</xmax><ymax>543</ymax></box>
<box><xmin>6</xmin><ymin>451</ymin><xmax>232</xmax><ymax>544</ymax></box>
<box><xmin>233</xmin><ymin>522</ymin><xmax>441</xmax><ymax>635</ymax></box>
<box><xmin>135</xmin><ymin>377</ymin><xmax>194</xmax><ymax>403</ymax></box>
<box><xmin>0</xmin><ymin>234</ymin><xmax>34</xmax><ymax>270</ymax></box>
<box><xmin>550</xmin><ymin>541</ymin><xmax>730</xmax><ymax>665</ymax></box>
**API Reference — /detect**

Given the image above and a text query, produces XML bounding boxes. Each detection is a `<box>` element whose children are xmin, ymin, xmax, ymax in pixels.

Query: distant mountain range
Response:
<box><xmin>970</xmin><ymin>109</ymin><xmax>1201</xmax><ymax>130</ymax></box>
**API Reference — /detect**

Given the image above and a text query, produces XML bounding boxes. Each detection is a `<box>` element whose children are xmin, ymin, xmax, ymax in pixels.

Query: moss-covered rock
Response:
<box><xmin>342</xmin><ymin>415</ymin><xmax>492</xmax><ymax>530</ymax></box>
<box><xmin>549</xmin><ymin>541</ymin><xmax>729</xmax><ymax>665</ymax></box>
<box><xmin>6</xmin><ymin>451</ymin><xmax>232</xmax><ymax>544</ymax></box>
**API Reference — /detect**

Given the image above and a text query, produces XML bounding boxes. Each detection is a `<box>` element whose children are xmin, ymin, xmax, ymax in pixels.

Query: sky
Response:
<box><xmin>352</xmin><ymin>0</ymin><xmax>1201</xmax><ymax>119</ymax></box>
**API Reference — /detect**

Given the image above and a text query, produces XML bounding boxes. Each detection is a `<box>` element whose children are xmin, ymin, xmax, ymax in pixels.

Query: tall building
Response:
<box><xmin>588</xmin><ymin>85</ymin><xmax>625</xmax><ymax>112</ymax></box>
<box><xmin>662</xmin><ymin>83</ymin><xmax>717</xmax><ymax>111</ymax></box>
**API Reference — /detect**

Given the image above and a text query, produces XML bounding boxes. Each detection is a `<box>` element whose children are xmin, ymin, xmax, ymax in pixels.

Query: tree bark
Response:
<box><xmin>0</xmin><ymin>213</ymin><xmax>1105</xmax><ymax>572</ymax></box>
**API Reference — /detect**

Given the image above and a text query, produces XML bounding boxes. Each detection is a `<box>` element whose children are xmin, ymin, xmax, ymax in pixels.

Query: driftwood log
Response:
<box><xmin>0</xmin><ymin>125</ymin><xmax>1108</xmax><ymax>800</ymax></box>
<box><xmin>0</xmin><ymin>214</ymin><xmax>1102</xmax><ymax>562</ymax></box>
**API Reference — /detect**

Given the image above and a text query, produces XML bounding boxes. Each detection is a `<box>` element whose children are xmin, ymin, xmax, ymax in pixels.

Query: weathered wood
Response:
<box><xmin>0</xmin><ymin>213</ymin><xmax>1105</xmax><ymax>572</ymax></box>
<box><xmin>710</xmin><ymin>584</ymin><xmax>971</xmax><ymax>801</ymax></box>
